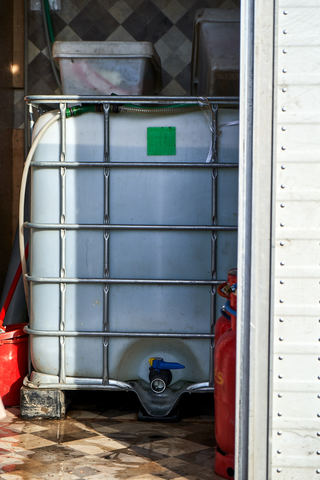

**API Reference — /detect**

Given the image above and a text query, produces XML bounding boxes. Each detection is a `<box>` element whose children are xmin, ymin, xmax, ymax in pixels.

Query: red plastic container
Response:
<box><xmin>214</xmin><ymin>288</ymin><xmax>237</xmax><ymax>479</ymax></box>
<box><xmin>0</xmin><ymin>323</ymin><xmax>28</xmax><ymax>406</ymax></box>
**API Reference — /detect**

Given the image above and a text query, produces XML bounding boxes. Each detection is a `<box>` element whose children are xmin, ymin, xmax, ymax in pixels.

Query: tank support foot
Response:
<box><xmin>138</xmin><ymin>406</ymin><xmax>180</xmax><ymax>422</ymax></box>
<box><xmin>20</xmin><ymin>386</ymin><xmax>67</xmax><ymax>419</ymax></box>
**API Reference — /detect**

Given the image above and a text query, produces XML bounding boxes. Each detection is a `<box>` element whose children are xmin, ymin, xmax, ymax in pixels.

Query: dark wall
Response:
<box><xmin>0</xmin><ymin>0</ymin><xmax>14</xmax><ymax>289</ymax></box>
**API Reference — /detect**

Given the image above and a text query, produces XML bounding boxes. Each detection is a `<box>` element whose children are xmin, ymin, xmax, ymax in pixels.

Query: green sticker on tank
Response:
<box><xmin>147</xmin><ymin>127</ymin><xmax>176</xmax><ymax>156</ymax></box>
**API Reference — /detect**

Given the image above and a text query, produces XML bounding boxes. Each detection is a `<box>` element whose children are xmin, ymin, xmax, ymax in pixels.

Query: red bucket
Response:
<box><xmin>0</xmin><ymin>323</ymin><xmax>28</xmax><ymax>406</ymax></box>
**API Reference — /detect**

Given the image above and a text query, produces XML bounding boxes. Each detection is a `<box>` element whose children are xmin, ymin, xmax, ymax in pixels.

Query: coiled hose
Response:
<box><xmin>117</xmin><ymin>104</ymin><xmax>199</xmax><ymax>114</ymax></box>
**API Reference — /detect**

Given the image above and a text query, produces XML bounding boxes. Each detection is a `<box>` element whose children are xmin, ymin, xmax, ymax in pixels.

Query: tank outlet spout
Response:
<box><xmin>148</xmin><ymin>358</ymin><xmax>185</xmax><ymax>394</ymax></box>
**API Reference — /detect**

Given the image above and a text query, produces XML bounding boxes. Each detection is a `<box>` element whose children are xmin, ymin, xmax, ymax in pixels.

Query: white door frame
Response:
<box><xmin>236</xmin><ymin>1</ymin><xmax>275</xmax><ymax>479</ymax></box>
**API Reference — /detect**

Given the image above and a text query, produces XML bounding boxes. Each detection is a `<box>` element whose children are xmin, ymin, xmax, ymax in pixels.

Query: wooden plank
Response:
<box><xmin>12</xmin><ymin>0</ymin><xmax>24</xmax><ymax>88</ymax></box>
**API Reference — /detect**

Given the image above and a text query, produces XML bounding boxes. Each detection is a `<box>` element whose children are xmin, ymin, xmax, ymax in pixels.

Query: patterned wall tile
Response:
<box><xmin>57</xmin><ymin>0</ymin><xmax>91</xmax><ymax>24</ymax></box>
<box><xmin>177</xmin><ymin>38</ymin><xmax>192</xmax><ymax>65</ymax></box>
<box><xmin>107</xmin><ymin>24</ymin><xmax>136</xmax><ymax>41</ymax></box>
<box><xmin>13</xmin><ymin>90</ymin><xmax>25</xmax><ymax>129</ymax></box>
<box><xmin>161</xmin><ymin>25</ymin><xmax>186</xmax><ymax>51</ymax></box>
<box><xmin>150</xmin><ymin>0</ymin><xmax>171</xmax><ymax>9</ymax></box>
<box><xmin>122</xmin><ymin>1</ymin><xmax>173</xmax><ymax>43</ymax></box>
<box><xmin>175</xmin><ymin>64</ymin><xmax>191</xmax><ymax>92</ymax></box>
<box><xmin>162</xmin><ymin>53</ymin><xmax>186</xmax><ymax>77</ymax></box>
<box><xmin>50</xmin><ymin>11</ymin><xmax>68</xmax><ymax>36</ymax></box>
<box><xmin>28</xmin><ymin>10</ymin><xmax>47</xmax><ymax>50</ymax></box>
<box><xmin>161</xmin><ymin>78</ymin><xmax>186</xmax><ymax>95</ymax></box>
<box><xmin>179</xmin><ymin>0</ymin><xmax>202</xmax><ymax>9</ymax></box>
<box><xmin>161</xmin><ymin>0</ymin><xmax>187</xmax><ymax>23</ymax></box>
<box><xmin>28</xmin><ymin>39</ymin><xmax>40</xmax><ymax>63</ymax></box>
<box><xmin>28</xmin><ymin>52</ymin><xmax>58</xmax><ymax>94</ymax></box>
<box><xmin>55</xmin><ymin>25</ymin><xmax>82</xmax><ymax>42</ymax></box>
<box><xmin>27</xmin><ymin>0</ymin><xmax>240</xmax><ymax>96</ymax></box>
<box><xmin>69</xmin><ymin>1</ymin><xmax>119</xmax><ymax>41</ymax></box>
<box><xmin>125</xmin><ymin>0</ymin><xmax>145</xmax><ymax>8</ymax></box>
<box><xmin>109</xmin><ymin>0</ymin><xmax>133</xmax><ymax>23</ymax></box>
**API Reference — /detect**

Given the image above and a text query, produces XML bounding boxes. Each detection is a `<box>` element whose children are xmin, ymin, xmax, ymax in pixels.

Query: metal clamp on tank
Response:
<box><xmin>148</xmin><ymin>358</ymin><xmax>185</xmax><ymax>394</ymax></box>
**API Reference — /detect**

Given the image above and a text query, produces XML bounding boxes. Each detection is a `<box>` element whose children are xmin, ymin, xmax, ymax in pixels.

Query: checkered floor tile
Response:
<box><xmin>0</xmin><ymin>393</ymin><xmax>224</xmax><ymax>479</ymax></box>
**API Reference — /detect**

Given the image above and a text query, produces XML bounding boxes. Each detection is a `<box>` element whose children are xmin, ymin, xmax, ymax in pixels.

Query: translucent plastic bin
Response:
<box><xmin>191</xmin><ymin>9</ymin><xmax>240</xmax><ymax>96</ymax></box>
<box><xmin>53</xmin><ymin>41</ymin><xmax>162</xmax><ymax>95</ymax></box>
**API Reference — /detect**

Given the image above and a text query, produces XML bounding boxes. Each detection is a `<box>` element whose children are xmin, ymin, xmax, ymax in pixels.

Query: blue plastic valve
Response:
<box><xmin>149</xmin><ymin>357</ymin><xmax>185</xmax><ymax>371</ymax></box>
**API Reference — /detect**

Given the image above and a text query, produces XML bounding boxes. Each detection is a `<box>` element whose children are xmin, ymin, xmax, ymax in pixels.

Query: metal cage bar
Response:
<box><xmin>25</xmin><ymin>222</ymin><xmax>237</xmax><ymax>231</ymax></box>
<box><xmin>24</xmin><ymin>379</ymin><xmax>213</xmax><ymax>393</ymax></box>
<box><xmin>26</xmin><ymin>96</ymin><xmax>239</xmax><ymax>391</ymax></box>
<box><xmin>25</xmin><ymin>327</ymin><xmax>215</xmax><ymax>339</ymax></box>
<box><xmin>59</xmin><ymin>103</ymin><xmax>67</xmax><ymax>384</ymax></box>
<box><xmin>103</xmin><ymin>104</ymin><xmax>111</xmax><ymax>385</ymax></box>
<box><xmin>209</xmin><ymin>104</ymin><xmax>219</xmax><ymax>387</ymax></box>
<box><xmin>26</xmin><ymin>275</ymin><xmax>225</xmax><ymax>286</ymax></box>
<box><xmin>30</xmin><ymin>161</ymin><xmax>239</xmax><ymax>169</ymax></box>
<box><xmin>26</xmin><ymin>95</ymin><xmax>239</xmax><ymax>105</ymax></box>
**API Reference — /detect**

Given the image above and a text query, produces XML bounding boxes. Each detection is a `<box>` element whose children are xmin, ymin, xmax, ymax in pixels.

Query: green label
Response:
<box><xmin>147</xmin><ymin>127</ymin><xmax>176</xmax><ymax>156</ymax></box>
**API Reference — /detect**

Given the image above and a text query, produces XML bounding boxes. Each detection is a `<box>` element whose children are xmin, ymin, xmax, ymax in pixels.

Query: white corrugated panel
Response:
<box><xmin>270</xmin><ymin>2</ymin><xmax>320</xmax><ymax>478</ymax></box>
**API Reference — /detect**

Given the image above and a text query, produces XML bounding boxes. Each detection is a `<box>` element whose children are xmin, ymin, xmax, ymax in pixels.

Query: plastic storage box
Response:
<box><xmin>191</xmin><ymin>9</ymin><xmax>240</xmax><ymax>96</ymax></box>
<box><xmin>52</xmin><ymin>41</ymin><xmax>162</xmax><ymax>95</ymax></box>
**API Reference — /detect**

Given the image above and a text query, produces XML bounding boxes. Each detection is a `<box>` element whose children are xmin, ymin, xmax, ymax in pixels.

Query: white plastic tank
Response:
<box><xmin>28</xmin><ymin>104</ymin><xmax>238</xmax><ymax>414</ymax></box>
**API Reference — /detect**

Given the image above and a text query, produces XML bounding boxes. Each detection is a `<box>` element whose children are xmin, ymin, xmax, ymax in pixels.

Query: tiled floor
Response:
<box><xmin>0</xmin><ymin>393</ymin><xmax>223</xmax><ymax>479</ymax></box>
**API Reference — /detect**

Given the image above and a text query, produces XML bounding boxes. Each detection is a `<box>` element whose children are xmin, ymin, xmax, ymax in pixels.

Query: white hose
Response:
<box><xmin>19</xmin><ymin>112</ymin><xmax>60</xmax><ymax>311</ymax></box>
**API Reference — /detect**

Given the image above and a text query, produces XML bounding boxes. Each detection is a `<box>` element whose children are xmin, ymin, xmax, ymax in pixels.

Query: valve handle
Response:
<box><xmin>149</xmin><ymin>357</ymin><xmax>185</xmax><ymax>371</ymax></box>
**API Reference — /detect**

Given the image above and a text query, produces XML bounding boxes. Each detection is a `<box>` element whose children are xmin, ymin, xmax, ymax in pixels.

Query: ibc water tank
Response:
<box><xmin>26</xmin><ymin>102</ymin><xmax>238</xmax><ymax>416</ymax></box>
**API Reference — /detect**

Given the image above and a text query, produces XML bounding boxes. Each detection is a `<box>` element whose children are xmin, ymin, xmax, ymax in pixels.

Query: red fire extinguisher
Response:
<box><xmin>215</xmin><ymin>268</ymin><xmax>237</xmax><ymax>345</ymax></box>
<box><xmin>214</xmin><ymin>283</ymin><xmax>237</xmax><ymax>479</ymax></box>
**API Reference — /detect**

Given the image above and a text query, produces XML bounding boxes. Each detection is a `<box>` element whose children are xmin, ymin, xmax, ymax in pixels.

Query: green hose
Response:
<box><xmin>43</xmin><ymin>0</ymin><xmax>55</xmax><ymax>44</ymax></box>
<box><xmin>64</xmin><ymin>102</ymin><xmax>206</xmax><ymax>118</ymax></box>
<box><xmin>66</xmin><ymin>105</ymin><xmax>97</xmax><ymax>118</ymax></box>
<box><xmin>41</xmin><ymin>0</ymin><xmax>61</xmax><ymax>89</ymax></box>
<box><xmin>65</xmin><ymin>104</ymin><xmax>200</xmax><ymax>117</ymax></box>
